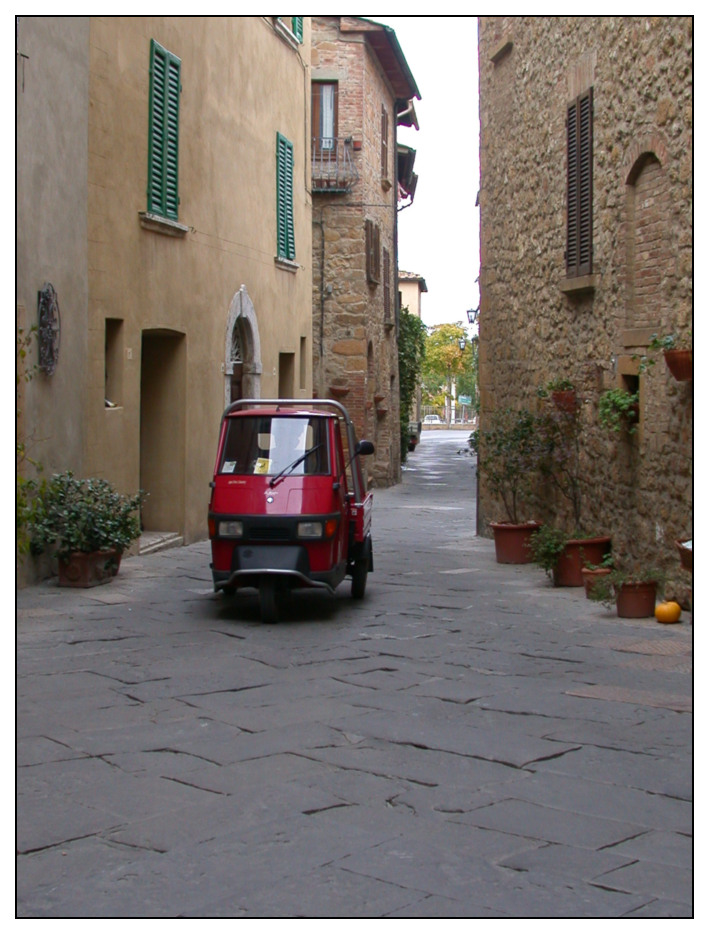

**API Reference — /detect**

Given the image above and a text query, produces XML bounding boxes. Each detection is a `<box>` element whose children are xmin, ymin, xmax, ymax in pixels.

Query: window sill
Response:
<box><xmin>139</xmin><ymin>212</ymin><xmax>189</xmax><ymax>238</ymax></box>
<box><xmin>559</xmin><ymin>274</ymin><xmax>598</xmax><ymax>295</ymax></box>
<box><xmin>275</xmin><ymin>256</ymin><xmax>299</xmax><ymax>273</ymax></box>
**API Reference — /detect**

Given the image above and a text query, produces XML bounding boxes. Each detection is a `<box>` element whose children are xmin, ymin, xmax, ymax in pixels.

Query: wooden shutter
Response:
<box><xmin>366</xmin><ymin>219</ymin><xmax>381</xmax><ymax>284</ymax></box>
<box><xmin>148</xmin><ymin>40</ymin><xmax>181</xmax><ymax>219</ymax></box>
<box><xmin>566</xmin><ymin>88</ymin><xmax>593</xmax><ymax>277</ymax></box>
<box><xmin>291</xmin><ymin>17</ymin><xmax>303</xmax><ymax>42</ymax></box>
<box><xmin>381</xmin><ymin>105</ymin><xmax>389</xmax><ymax>179</ymax></box>
<box><xmin>383</xmin><ymin>247</ymin><xmax>391</xmax><ymax>319</ymax></box>
<box><xmin>277</xmin><ymin>133</ymin><xmax>295</xmax><ymax>260</ymax></box>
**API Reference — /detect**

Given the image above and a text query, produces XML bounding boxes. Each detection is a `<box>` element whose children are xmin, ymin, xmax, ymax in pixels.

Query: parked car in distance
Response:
<box><xmin>423</xmin><ymin>414</ymin><xmax>442</xmax><ymax>425</ymax></box>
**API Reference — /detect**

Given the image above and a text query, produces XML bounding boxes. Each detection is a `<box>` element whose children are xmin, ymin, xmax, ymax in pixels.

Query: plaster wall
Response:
<box><xmin>85</xmin><ymin>15</ymin><xmax>313</xmax><ymax>541</ymax></box>
<box><xmin>16</xmin><ymin>16</ymin><xmax>90</xmax><ymax>478</ymax></box>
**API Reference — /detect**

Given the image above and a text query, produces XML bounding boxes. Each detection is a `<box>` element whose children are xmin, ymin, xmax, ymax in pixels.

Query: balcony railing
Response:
<box><xmin>311</xmin><ymin>137</ymin><xmax>359</xmax><ymax>193</ymax></box>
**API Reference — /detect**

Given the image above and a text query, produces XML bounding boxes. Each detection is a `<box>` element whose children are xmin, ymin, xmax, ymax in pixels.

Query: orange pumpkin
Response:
<box><xmin>655</xmin><ymin>601</ymin><xmax>682</xmax><ymax>624</ymax></box>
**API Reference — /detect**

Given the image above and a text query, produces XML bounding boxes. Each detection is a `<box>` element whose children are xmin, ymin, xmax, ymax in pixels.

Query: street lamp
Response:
<box><xmin>467</xmin><ymin>307</ymin><xmax>479</xmax><ymax>327</ymax></box>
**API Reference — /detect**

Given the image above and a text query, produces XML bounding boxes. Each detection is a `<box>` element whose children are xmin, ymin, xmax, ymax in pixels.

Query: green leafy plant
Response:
<box><xmin>470</xmin><ymin>407</ymin><xmax>545</xmax><ymax>523</ymax></box>
<box><xmin>536</xmin><ymin>404</ymin><xmax>587</xmax><ymax>530</ymax></box>
<box><xmin>529</xmin><ymin>524</ymin><xmax>568</xmax><ymax>577</ymax></box>
<box><xmin>648</xmin><ymin>331</ymin><xmax>692</xmax><ymax>352</ymax></box>
<box><xmin>398</xmin><ymin>307</ymin><xmax>428</xmax><ymax>463</ymax></box>
<box><xmin>583</xmin><ymin>552</ymin><xmax>614</xmax><ymax>571</ymax></box>
<box><xmin>30</xmin><ymin>471</ymin><xmax>146</xmax><ymax>561</ymax></box>
<box><xmin>536</xmin><ymin>378</ymin><xmax>574</xmax><ymax>399</ymax></box>
<box><xmin>599</xmin><ymin>387</ymin><xmax>640</xmax><ymax>434</ymax></box>
<box><xmin>587</xmin><ymin>562</ymin><xmax>665</xmax><ymax>607</ymax></box>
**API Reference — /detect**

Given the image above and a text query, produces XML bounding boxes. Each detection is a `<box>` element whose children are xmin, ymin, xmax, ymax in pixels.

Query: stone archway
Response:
<box><xmin>225</xmin><ymin>285</ymin><xmax>262</xmax><ymax>405</ymax></box>
<box><xmin>622</xmin><ymin>135</ymin><xmax>670</xmax><ymax>331</ymax></box>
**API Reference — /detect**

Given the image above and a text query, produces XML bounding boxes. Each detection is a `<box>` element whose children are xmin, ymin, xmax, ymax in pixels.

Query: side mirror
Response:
<box><xmin>355</xmin><ymin>440</ymin><xmax>374</xmax><ymax>457</ymax></box>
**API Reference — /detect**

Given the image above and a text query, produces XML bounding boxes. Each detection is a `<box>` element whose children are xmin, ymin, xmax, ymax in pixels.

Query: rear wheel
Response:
<box><xmin>259</xmin><ymin>578</ymin><xmax>279</xmax><ymax>623</ymax></box>
<box><xmin>351</xmin><ymin>559</ymin><xmax>368</xmax><ymax>599</ymax></box>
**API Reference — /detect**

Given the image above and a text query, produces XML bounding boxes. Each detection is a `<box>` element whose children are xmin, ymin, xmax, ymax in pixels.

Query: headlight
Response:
<box><xmin>218</xmin><ymin>520</ymin><xmax>243</xmax><ymax>538</ymax></box>
<box><xmin>297</xmin><ymin>521</ymin><xmax>323</xmax><ymax>539</ymax></box>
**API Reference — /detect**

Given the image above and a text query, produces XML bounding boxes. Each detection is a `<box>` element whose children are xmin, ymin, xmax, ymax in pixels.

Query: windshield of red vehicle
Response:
<box><xmin>218</xmin><ymin>415</ymin><xmax>330</xmax><ymax>477</ymax></box>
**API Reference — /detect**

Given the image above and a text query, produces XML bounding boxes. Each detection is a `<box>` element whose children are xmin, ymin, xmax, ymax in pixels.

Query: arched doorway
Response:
<box><xmin>225</xmin><ymin>286</ymin><xmax>262</xmax><ymax>405</ymax></box>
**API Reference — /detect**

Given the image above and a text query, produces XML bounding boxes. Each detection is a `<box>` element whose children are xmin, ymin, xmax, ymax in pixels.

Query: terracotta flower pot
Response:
<box><xmin>551</xmin><ymin>390</ymin><xmax>578</xmax><ymax>414</ymax></box>
<box><xmin>664</xmin><ymin>349</ymin><xmax>692</xmax><ymax>382</ymax></box>
<box><xmin>553</xmin><ymin>536</ymin><xmax>612</xmax><ymax>587</ymax></box>
<box><xmin>57</xmin><ymin>549</ymin><xmax>120</xmax><ymax>588</ymax></box>
<box><xmin>615</xmin><ymin>580</ymin><xmax>658</xmax><ymax>618</ymax></box>
<box><xmin>490</xmin><ymin>521</ymin><xmax>541</xmax><ymax>564</ymax></box>
<box><xmin>675</xmin><ymin>540</ymin><xmax>692</xmax><ymax>572</ymax></box>
<box><xmin>580</xmin><ymin>566</ymin><xmax>611</xmax><ymax>599</ymax></box>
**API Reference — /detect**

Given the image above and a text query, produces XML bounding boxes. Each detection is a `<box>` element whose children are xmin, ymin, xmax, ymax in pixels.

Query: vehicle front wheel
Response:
<box><xmin>259</xmin><ymin>578</ymin><xmax>280</xmax><ymax>623</ymax></box>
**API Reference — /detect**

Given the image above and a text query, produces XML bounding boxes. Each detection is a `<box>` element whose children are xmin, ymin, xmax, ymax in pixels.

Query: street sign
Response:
<box><xmin>458</xmin><ymin>395</ymin><xmax>472</xmax><ymax>405</ymax></box>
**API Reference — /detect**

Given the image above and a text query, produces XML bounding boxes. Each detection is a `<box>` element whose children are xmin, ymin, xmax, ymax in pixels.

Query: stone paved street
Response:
<box><xmin>16</xmin><ymin>431</ymin><xmax>693</xmax><ymax>918</ymax></box>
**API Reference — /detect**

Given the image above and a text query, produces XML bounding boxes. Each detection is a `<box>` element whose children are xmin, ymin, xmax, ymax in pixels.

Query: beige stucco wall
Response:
<box><xmin>478</xmin><ymin>16</ymin><xmax>692</xmax><ymax>601</ymax></box>
<box><xmin>17</xmin><ymin>16</ymin><xmax>314</xmax><ymax>584</ymax></box>
<box><xmin>399</xmin><ymin>278</ymin><xmax>425</xmax><ymax>319</ymax></box>
<box><xmin>85</xmin><ymin>16</ymin><xmax>313</xmax><ymax>542</ymax></box>
<box><xmin>16</xmin><ymin>16</ymin><xmax>90</xmax><ymax>477</ymax></box>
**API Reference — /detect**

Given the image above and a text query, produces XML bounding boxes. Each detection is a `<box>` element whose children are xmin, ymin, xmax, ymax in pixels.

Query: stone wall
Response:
<box><xmin>312</xmin><ymin>16</ymin><xmax>401</xmax><ymax>487</ymax></box>
<box><xmin>478</xmin><ymin>16</ymin><xmax>692</xmax><ymax>602</ymax></box>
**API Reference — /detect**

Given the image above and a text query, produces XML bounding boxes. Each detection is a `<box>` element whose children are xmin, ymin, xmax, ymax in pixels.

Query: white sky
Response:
<box><xmin>375</xmin><ymin>15</ymin><xmax>481</xmax><ymax>333</ymax></box>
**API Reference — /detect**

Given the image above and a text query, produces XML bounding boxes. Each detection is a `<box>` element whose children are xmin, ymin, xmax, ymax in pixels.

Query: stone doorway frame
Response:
<box><xmin>225</xmin><ymin>285</ymin><xmax>262</xmax><ymax>405</ymax></box>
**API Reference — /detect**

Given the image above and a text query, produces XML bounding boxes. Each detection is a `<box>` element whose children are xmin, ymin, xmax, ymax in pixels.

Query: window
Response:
<box><xmin>218</xmin><ymin>416</ymin><xmax>329</xmax><ymax>477</ymax></box>
<box><xmin>365</xmin><ymin>219</ymin><xmax>381</xmax><ymax>284</ymax></box>
<box><xmin>276</xmin><ymin>133</ymin><xmax>295</xmax><ymax>261</ymax></box>
<box><xmin>566</xmin><ymin>88</ymin><xmax>593</xmax><ymax>277</ymax></box>
<box><xmin>312</xmin><ymin>82</ymin><xmax>337</xmax><ymax>151</ymax></box>
<box><xmin>148</xmin><ymin>40</ymin><xmax>181</xmax><ymax>220</ymax></box>
<box><xmin>275</xmin><ymin>16</ymin><xmax>303</xmax><ymax>47</ymax></box>
<box><xmin>381</xmin><ymin>105</ymin><xmax>389</xmax><ymax>181</ymax></box>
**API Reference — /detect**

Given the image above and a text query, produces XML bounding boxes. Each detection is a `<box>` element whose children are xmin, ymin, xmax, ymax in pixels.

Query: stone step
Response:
<box><xmin>139</xmin><ymin>531</ymin><xmax>184</xmax><ymax>555</ymax></box>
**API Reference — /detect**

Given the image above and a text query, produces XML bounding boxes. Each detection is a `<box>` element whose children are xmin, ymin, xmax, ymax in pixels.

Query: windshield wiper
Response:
<box><xmin>269</xmin><ymin>444</ymin><xmax>323</xmax><ymax>488</ymax></box>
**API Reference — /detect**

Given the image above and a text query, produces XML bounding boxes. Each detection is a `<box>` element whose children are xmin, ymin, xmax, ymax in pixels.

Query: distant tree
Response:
<box><xmin>398</xmin><ymin>307</ymin><xmax>427</xmax><ymax>463</ymax></box>
<box><xmin>421</xmin><ymin>322</ymin><xmax>476</xmax><ymax>422</ymax></box>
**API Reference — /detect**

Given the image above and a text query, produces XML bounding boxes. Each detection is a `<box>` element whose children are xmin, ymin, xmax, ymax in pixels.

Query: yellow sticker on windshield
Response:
<box><xmin>254</xmin><ymin>458</ymin><xmax>272</xmax><ymax>475</ymax></box>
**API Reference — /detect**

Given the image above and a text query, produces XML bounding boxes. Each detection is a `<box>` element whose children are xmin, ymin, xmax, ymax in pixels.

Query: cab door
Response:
<box><xmin>331</xmin><ymin>419</ymin><xmax>350</xmax><ymax>563</ymax></box>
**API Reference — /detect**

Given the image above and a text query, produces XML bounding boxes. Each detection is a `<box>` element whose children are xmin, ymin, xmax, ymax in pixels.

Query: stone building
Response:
<box><xmin>398</xmin><ymin>270</ymin><xmax>428</xmax><ymax>322</ymax></box>
<box><xmin>477</xmin><ymin>16</ymin><xmax>692</xmax><ymax>598</ymax></box>
<box><xmin>310</xmin><ymin>16</ymin><xmax>420</xmax><ymax>486</ymax></box>
<box><xmin>17</xmin><ymin>16</ymin><xmax>314</xmax><ymax>581</ymax></box>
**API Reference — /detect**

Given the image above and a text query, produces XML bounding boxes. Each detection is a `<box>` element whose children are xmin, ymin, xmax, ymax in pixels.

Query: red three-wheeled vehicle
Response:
<box><xmin>208</xmin><ymin>399</ymin><xmax>374</xmax><ymax>622</ymax></box>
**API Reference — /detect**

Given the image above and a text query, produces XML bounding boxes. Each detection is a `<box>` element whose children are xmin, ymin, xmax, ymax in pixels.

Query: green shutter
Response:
<box><xmin>291</xmin><ymin>17</ymin><xmax>303</xmax><ymax>42</ymax></box>
<box><xmin>276</xmin><ymin>133</ymin><xmax>295</xmax><ymax>261</ymax></box>
<box><xmin>148</xmin><ymin>39</ymin><xmax>181</xmax><ymax>219</ymax></box>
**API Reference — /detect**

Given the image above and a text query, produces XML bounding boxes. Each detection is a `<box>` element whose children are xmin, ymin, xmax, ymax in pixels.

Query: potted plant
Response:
<box><xmin>599</xmin><ymin>387</ymin><xmax>640</xmax><ymax>434</ymax></box>
<box><xmin>580</xmin><ymin>553</ymin><xmax>614</xmax><ymax>600</ymax></box>
<box><xmin>471</xmin><ymin>407</ymin><xmax>545</xmax><ymax>563</ymax></box>
<box><xmin>30</xmin><ymin>471</ymin><xmax>146</xmax><ymax>587</ymax></box>
<box><xmin>537</xmin><ymin>378</ymin><xmax>577</xmax><ymax>414</ymax></box>
<box><xmin>649</xmin><ymin>332</ymin><xmax>692</xmax><ymax>382</ymax></box>
<box><xmin>587</xmin><ymin>563</ymin><xmax>664</xmax><ymax>619</ymax></box>
<box><xmin>534</xmin><ymin>402</ymin><xmax>612</xmax><ymax>585</ymax></box>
